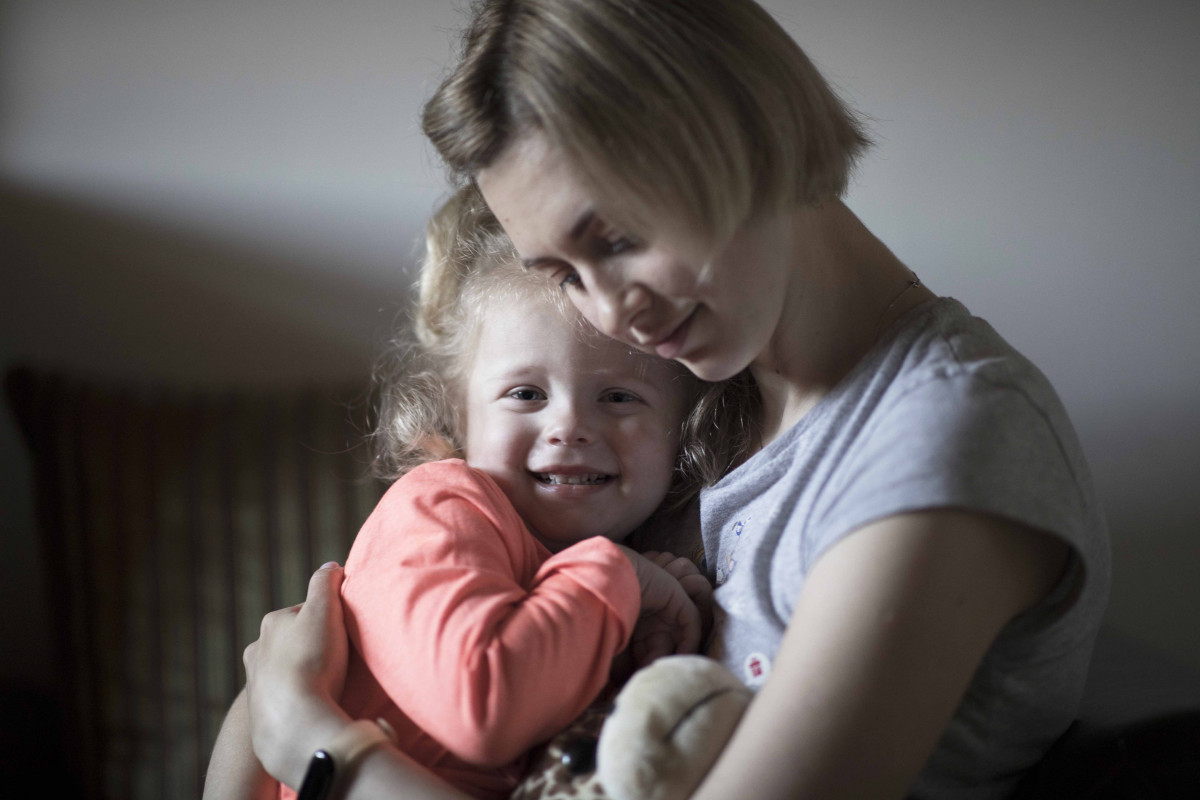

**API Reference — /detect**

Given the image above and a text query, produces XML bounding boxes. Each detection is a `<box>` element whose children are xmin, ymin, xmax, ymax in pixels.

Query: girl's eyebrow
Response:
<box><xmin>520</xmin><ymin>209</ymin><xmax>595</xmax><ymax>269</ymax></box>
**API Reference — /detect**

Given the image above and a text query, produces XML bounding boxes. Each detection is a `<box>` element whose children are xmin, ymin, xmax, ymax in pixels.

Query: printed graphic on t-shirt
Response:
<box><xmin>715</xmin><ymin>518</ymin><xmax>749</xmax><ymax>586</ymax></box>
<box><xmin>743</xmin><ymin>651</ymin><xmax>771</xmax><ymax>687</ymax></box>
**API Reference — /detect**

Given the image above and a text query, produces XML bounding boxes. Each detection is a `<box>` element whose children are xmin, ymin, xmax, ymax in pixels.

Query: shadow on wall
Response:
<box><xmin>0</xmin><ymin>178</ymin><xmax>414</xmax><ymax>390</ymax></box>
<box><xmin>1084</xmin><ymin>412</ymin><xmax>1200</xmax><ymax>673</ymax></box>
<box><xmin>0</xmin><ymin>176</ymin><xmax>413</xmax><ymax>698</ymax></box>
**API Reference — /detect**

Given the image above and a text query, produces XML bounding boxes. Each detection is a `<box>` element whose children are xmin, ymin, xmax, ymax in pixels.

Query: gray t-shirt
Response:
<box><xmin>701</xmin><ymin>297</ymin><xmax>1110</xmax><ymax>799</ymax></box>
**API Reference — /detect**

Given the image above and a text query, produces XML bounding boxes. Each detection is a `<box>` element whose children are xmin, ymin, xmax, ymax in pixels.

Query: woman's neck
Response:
<box><xmin>750</xmin><ymin>201</ymin><xmax>933</xmax><ymax>445</ymax></box>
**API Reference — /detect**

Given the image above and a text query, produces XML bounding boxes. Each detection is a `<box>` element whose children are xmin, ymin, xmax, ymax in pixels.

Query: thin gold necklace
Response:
<box><xmin>872</xmin><ymin>273</ymin><xmax>922</xmax><ymax>344</ymax></box>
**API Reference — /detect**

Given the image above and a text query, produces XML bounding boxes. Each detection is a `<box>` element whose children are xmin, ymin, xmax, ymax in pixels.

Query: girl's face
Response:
<box><xmin>463</xmin><ymin>290</ymin><xmax>689</xmax><ymax>551</ymax></box>
<box><xmin>477</xmin><ymin>133</ymin><xmax>796</xmax><ymax>382</ymax></box>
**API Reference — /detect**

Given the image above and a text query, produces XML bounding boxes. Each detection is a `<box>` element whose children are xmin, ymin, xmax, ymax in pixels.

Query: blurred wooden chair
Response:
<box><xmin>5</xmin><ymin>366</ymin><xmax>385</xmax><ymax>799</ymax></box>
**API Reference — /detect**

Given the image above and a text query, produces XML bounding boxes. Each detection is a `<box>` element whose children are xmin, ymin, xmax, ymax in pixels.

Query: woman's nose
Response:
<box><xmin>593</xmin><ymin>281</ymin><xmax>653</xmax><ymax>344</ymax></box>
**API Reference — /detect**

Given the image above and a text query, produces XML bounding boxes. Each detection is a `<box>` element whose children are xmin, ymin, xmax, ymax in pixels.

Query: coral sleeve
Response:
<box><xmin>340</xmin><ymin>459</ymin><xmax>640</xmax><ymax>767</ymax></box>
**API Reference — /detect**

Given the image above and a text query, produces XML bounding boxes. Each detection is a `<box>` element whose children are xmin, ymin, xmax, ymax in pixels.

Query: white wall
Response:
<box><xmin>3</xmin><ymin>1</ymin><xmax>1198</xmax><ymax>688</ymax></box>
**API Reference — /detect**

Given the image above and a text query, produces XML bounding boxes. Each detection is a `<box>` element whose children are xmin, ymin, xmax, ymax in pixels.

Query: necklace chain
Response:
<box><xmin>872</xmin><ymin>273</ymin><xmax>922</xmax><ymax>344</ymax></box>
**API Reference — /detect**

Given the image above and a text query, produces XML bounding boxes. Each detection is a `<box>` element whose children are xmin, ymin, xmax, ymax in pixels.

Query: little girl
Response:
<box><xmin>207</xmin><ymin>186</ymin><xmax>750</xmax><ymax>800</ymax></box>
<box><xmin>313</xmin><ymin>188</ymin><xmax>716</xmax><ymax>800</ymax></box>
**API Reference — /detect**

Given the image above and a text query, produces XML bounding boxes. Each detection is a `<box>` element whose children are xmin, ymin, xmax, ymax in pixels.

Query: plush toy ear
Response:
<box><xmin>597</xmin><ymin>656</ymin><xmax>752</xmax><ymax>800</ymax></box>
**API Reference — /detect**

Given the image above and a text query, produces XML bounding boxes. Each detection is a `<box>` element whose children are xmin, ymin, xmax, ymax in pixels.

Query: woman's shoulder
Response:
<box><xmin>706</xmin><ymin>295</ymin><xmax>1106</xmax><ymax>574</ymax></box>
<box><xmin>885</xmin><ymin>298</ymin><xmax>1045</xmax><ymax>391</ymax></box>
<box><xmin>860</xmin><ymin>298</ymin><xmax>1080</xmax><ymax>457</ymax></box>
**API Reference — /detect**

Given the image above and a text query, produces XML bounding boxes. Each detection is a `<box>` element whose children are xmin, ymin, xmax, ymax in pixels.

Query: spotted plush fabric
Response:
<box><xmin>509</xmin><ymin>702</ymin><xmax>612</xmax><ymax>800</ymax></box>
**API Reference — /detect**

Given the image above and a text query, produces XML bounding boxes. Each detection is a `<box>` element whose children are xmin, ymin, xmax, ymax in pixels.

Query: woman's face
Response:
<box><xmin>477</xmin><ymin>134</ymin><xmax>795</xmax><ymax>382</ymax></box>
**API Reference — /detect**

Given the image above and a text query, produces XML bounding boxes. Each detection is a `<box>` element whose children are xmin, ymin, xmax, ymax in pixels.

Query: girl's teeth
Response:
<box><xmin>539</xmin><ymin>473</ymin><xmax>607</xmax><ymax>485</ymax></box>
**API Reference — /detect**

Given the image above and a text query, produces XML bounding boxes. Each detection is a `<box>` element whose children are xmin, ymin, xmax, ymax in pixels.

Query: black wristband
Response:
<box><xmin>295</xmin><ymin>719</ymin><xmax>395</xmax><ymax>800</ymax></box>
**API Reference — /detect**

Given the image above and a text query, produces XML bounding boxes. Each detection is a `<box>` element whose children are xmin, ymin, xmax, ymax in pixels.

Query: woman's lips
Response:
<box><xmin>653</xmin><ymin>308</ymin><xmax>696</xmax><ymax>360</ymax></box>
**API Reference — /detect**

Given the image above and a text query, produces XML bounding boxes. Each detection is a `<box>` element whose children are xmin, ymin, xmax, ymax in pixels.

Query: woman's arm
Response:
<box><xmin>242</xmin><ymin>564</ymin><xmax>473</xmax><ymax>800</ymax></box>
<box><xmin>203</xmin><ymin>689</ymin><xmax>277</xmax><ymax>800</ymax></box>
<box><xmin>690</xmin><ymin>509</ymin><xmax>1067</xmax><ymax>800</ymax></box>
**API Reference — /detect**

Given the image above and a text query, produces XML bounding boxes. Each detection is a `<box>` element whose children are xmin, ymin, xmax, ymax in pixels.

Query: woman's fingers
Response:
<box><xmin>285</xmin><ymin>561</ymin><xmax>344</xmax><ymax>642</ymax></box>
<box><xmin>241</xmin><ymin>563</ymin><xmax>351</xmax><ymax>786</ymax></box>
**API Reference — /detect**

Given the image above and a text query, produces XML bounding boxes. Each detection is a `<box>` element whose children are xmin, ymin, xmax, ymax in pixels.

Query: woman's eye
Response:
<box><xmin>601</xmin><ymin>390</ymin><xmax>640</xmax><ymax>404</ymax></box>
<box><xmin>508</xmin><ymin>388</ymin><xmax>545</xmax><ymax>402</ymax></box>
<box><xmin>558</xmin><ymin>270</ymin><xmax>583</xmax><ymax>291</ymax></box>
<box><xmin>594</xmin><ymin>235</ymin><xmax>635</xmax><ymax>258</ymax></box>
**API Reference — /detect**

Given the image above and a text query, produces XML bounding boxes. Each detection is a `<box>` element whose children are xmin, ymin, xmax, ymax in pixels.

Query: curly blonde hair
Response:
<box><xmin>372</xmin><ymin>184</ymin><xmax>760</xmax><ymax>511</ymax></box>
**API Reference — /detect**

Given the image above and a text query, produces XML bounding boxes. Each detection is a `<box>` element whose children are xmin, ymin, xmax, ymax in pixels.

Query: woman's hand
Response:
<box><xmin>242</xmin><ymin>562</ymin><xmax>353</xmax><ymax>790</ymax></box>
<box><xmin>618</xmin><ymin>545</ymin><xmax>703</xmax><ymax>666</ymax></box>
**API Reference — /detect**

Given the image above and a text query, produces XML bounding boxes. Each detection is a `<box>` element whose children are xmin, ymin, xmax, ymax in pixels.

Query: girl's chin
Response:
<box><xmin>534</xmin><ymin>524</ymin><xmax>622</xmax><ymax>550</ymax></box>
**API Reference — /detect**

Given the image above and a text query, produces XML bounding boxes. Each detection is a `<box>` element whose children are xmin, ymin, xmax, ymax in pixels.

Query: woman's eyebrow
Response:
<box><xmin>520</xmin><ymin>209</ymin><xmax>595</xmax><ymax>269</ymax></box>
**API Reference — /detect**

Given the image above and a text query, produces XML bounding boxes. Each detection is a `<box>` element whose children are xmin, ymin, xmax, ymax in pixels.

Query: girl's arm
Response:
<box><xmin>690</xmin><ymin>509</ymin><xmax>1067</xmax><ymax>800</ymax></box>
<box><xmin>344</xmin><ymin>463</ymin><xmax>647</xmax><ymax>767</ymax></box>
<box><xmin>203</xmin><ymin>689</ymin><xmax>277</xmax><ymax>800</ymax></box>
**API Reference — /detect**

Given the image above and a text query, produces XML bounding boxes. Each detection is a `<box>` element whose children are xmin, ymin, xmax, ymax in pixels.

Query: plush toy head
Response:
<box><xmin>598</xmin><ymin>655</ymin><xmax>752</xmax><ymax>800</ymax></box>
<box><xmin>509</xmin><ymin>656</ymin><xmax>751</xmax><ymax>800</ymax></box>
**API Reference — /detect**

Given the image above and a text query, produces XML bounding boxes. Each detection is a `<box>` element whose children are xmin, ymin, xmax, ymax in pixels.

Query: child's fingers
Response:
<box><xmin>633</xmin><ymin>629</ymin><xmax>675</xmax><ymax>667</ymax></box>
<box><xmin>679</xmin><ymin>573</ymin><xmax>714</xmax><ymax>631</ymax></box>
<box><xmin>679</xmin><ymin>573</ymin><xmax>713</xmax><ymax>603</ymax></box>
<box><xmin>641</xmin><ymin>550</ymin><xmax>674</xmax><ymax>570</ymax></box>
<box><xmin>676</xmin><ymin>598</ymin><xmax>703</xmax><ymax>655</ymax></box>
<box><xmin>661</xmin><ymin>555</ymin><xmax>702</xmax><ymax>580</ymax></box>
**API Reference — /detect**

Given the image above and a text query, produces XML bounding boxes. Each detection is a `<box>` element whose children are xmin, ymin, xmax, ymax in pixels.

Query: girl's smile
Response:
<box><xmin>463</xmin><ymin>288</ymin><xmax>690</xmax><ymax>551</ymax></box>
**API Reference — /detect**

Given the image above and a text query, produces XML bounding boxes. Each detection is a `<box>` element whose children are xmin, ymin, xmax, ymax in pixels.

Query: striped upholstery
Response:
<box><xmin>6</xmin><ymin>367</ymin><xmax>386</xmax><ymax>799</ymax></box>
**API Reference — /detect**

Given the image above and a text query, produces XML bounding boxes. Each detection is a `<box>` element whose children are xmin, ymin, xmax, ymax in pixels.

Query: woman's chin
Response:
<box><xmin>679</xmin><ymin>354</ymin><xmax>749</xmax><ymax>383</ymax></box>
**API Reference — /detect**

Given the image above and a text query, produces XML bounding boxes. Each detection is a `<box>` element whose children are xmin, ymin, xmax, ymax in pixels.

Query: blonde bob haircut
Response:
<box><xmin>371</xmin><ymin>185</ymin><xmax>760</xmax><ymax>512</ymax></box>
<box><xmin>422</xmin><ymin>0</ymin><xmax>871</xmax><ymax>245</ymax></box>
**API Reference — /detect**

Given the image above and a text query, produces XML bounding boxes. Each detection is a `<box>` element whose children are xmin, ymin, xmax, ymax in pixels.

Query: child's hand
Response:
<box><xmin>640</xmin><ymin>550</ymin><xmax>714</xmax><ymax>639</ymax></box>
<box><xmin>618</xmin><ymin>545</ymin><xmax>703</xmax><ymax>667</ymax></box>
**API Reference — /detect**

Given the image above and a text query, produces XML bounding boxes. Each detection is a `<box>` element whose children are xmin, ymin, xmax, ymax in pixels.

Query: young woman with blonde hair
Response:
<box><xmin>232</xmin><ymin>2</ymin><xmax>1109</xmax><ymax>798</ymax></box>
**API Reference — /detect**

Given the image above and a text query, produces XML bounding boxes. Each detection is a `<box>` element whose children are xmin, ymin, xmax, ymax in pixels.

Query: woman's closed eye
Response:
<box><xmin>591</xmin><ymin>234</ymin><xmax>636</xmax><ymax>258</ymax></box>
<box><xmin>558</xmin><ymin>268</ymin><xmax>583</xmax><ymax>291</ymax></box>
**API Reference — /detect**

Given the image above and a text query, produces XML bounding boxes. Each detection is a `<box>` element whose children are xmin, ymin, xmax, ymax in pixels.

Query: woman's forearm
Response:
<box><xmin>203</xmin><ymin>689</ymin><xmax>278</xmax><ymax>800</ymax></box>
<box><xmin>340</xmin><ymin>743</ymin><xmax>474</xmax><ymax>800</ymax></box>
<box><xmin>688</xmin><ymin>511</ymin><xmax>1059</xmax><ymax>799</ymax></box>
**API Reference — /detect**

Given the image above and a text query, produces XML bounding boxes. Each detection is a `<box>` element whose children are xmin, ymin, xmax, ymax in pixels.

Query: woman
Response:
<box><xmin>235</xmin><ymin>1</ymin><xmax>1109</xmax><ymax>798</ymax></box>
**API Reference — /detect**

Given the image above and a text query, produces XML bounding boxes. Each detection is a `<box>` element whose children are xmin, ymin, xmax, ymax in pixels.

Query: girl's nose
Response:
<box><xmin>544</xmin><ymin>403</ymin><xmax>595</xmax><ymax>446</ymax></box>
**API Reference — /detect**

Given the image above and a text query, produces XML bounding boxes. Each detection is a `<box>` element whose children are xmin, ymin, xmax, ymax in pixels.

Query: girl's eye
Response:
<box><xmin>601</xmin><ymin>390</ymin><xmax>640</xmax><ymax>404</ymax></box>
<box><xmin>508</xmin><ymin>388</ymin><xmax>545</xmax><ymax>402</ymax></box>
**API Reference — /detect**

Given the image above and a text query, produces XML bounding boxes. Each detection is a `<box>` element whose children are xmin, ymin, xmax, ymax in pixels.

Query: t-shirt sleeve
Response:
<box><xmin>340</xmin><ymin>460</ymin><xmax>640</xmax><ymax>767</ymax></box>
<box><xmin>810</xmin><ymin>373</ymin><xmax>1089</xmax><ymax>572</ymax></box>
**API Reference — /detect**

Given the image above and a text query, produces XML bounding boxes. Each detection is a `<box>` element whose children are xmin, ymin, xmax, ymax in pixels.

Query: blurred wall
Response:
<box><xmin>3</xmin><ymin>0</ymin><xmax>1198</xmax><ymax>692</ymax></box>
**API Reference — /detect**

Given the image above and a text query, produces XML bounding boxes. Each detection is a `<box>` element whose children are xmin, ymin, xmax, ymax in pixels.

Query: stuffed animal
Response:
<box><xmin>509</xmin><ymin>656</ymin><xmax>752</xmax><ymax>800</ymax></box>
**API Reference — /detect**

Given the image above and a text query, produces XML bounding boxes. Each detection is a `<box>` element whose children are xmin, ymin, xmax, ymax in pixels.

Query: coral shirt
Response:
<box><xmin>281</xmin><ymin>459</ymin><xmax>640</xmax><ymax>799</ymax></box>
